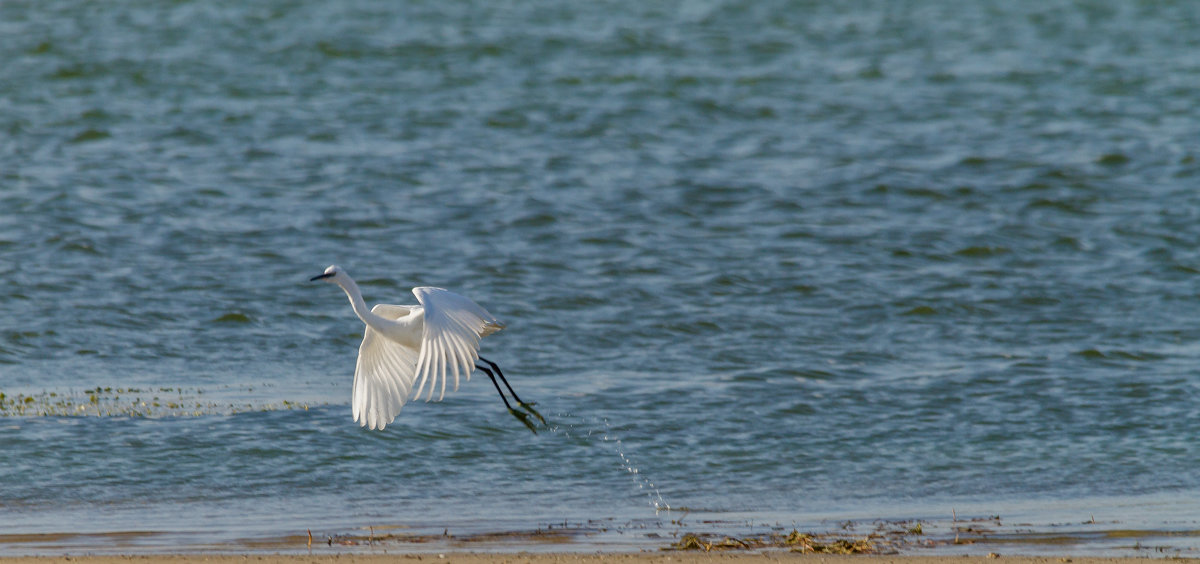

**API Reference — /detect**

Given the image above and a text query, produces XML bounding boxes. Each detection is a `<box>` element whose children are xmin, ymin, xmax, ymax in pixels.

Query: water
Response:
<box><xmin>3</xmin><ymin>0</ymin><xmax>1200</xmax><ymax>556</ymax></box>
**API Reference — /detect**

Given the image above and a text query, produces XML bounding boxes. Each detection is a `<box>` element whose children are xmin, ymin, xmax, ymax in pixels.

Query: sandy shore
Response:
<box><xmin>4</xmin><ymin>519</ymin><xmax>1196</xmax><ymax>561</ymax></box>
<box><xmin>1</xmin><ymin>554</ymin><xmax>1197</xmax><ymax>564</ymax></box>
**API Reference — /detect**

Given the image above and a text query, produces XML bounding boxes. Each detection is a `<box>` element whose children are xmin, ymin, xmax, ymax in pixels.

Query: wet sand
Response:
<box><xmin>0</xmin><ymin>554</ymin><xmax>1196</xmax><ymax>564</ymax></box>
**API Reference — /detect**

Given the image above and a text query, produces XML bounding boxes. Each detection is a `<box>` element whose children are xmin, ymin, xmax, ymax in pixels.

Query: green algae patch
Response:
<box><xmin>954</xmin><ymin>245</ymin><xmax>1011</xmax><ymax>258</ymax></box>
<box><xmin>213</xmin><ymin>312</ymin><xmax>254</xmax><ymax>323</ymax></box>
<box><xmin>1097</xmin><ymin>153</ymin><xmax>1130</xmax><ymax>166</ymax></box>
<box><xmin>69</xmin><ymin>128</ymin><xmax>111</xmax><ymax>143</ymax></box>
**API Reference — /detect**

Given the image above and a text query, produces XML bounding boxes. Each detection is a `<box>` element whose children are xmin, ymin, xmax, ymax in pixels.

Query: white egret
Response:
<box><xmin>310</xmin><ymin>265</ymin><xmax>543</xmax><ymax>432</ymax></box>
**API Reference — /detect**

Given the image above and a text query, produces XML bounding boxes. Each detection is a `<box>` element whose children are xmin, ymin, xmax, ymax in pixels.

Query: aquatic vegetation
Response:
<box><xmin>663</xmin><ymin>519</ymin><xmax>943</xmax><ymax>554</ymax></box>
<box><xmin>0</xmin><ymin>386</ymin><xmax>318</xmax><ymax>417</ymax></box>
<box><xmin>666</xmin><ymin>528</ymin><xmax>902</xmax><ymax>554</ymax></box>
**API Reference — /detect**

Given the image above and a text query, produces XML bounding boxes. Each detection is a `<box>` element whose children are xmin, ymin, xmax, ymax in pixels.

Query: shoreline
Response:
<box><xmin>0</xmin><ymin>555</ymin><xmax>1198</xmax><ymax>564</ymax></box>
<box><xmin>3</xmin><ymin>521</ymin><xmax>1199</xmax><ymax>560</ymax></box>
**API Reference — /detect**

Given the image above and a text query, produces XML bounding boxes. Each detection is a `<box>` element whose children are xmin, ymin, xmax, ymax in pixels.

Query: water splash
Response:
<box><xmin>549</xmin><ymin>415</ymin><xmax>671</xmax><ymax>513</ymax></box>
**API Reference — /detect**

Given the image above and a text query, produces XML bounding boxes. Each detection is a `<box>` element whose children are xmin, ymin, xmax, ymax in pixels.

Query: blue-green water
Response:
<box><xmin>4</xmin><ymin>0</ymin><xmax>1200</xmax><ymax>555</ymax></box>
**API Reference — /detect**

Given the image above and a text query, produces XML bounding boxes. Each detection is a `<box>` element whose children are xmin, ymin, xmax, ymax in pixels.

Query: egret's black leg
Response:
<box><xmin>475</xmin><ymin>362</ymin><xmax>537</xmax><ymax>434</ymax></box>
<box><xmin>474</xmin><ymin>363</ymin><xmax>513</xmax><ymax>410</ymax></box>
<box><xmin>477</xmin><ymin>356</ymin><xmax>525</xmax><ymax>403</ymax></box>
<box><xmin>477</xmin><ymin>356</ymin><xmax>545</xmax><ymax>424</ymax></box>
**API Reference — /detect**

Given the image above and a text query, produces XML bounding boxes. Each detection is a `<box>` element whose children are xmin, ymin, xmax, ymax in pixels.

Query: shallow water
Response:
<box><xmin>3</xmin><ymin>0</ymin><xmax>1200</xmax><ymax>556</ymax></box>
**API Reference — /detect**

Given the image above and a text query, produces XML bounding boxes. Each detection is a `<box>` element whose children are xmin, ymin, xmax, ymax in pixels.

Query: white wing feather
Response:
<box><xmin>411</xmin><ymin>287</ymin><xmax>505</xmax><ymax>402</ymax></box>
<box><xmin>352</xmin><ymin>304</ymin><xmax>420</xmax><ymax>430</ymax></box>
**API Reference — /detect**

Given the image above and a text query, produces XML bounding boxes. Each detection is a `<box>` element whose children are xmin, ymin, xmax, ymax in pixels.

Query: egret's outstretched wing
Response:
<box><xmin>352</xmin><ymin>304</ymin><xmax>420</xmax><ymax>430</ymax></box>
<box><xmin>411</xmin><ymin>287</ymin><xmax>505</xmax><ymax>402</ymax></box>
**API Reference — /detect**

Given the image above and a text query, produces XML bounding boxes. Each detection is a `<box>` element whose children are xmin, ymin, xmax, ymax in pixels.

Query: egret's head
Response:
<box><xmin>310</xmin><ymin>264</ymin><xmax>343</xmax><ymax>283</ymax></box>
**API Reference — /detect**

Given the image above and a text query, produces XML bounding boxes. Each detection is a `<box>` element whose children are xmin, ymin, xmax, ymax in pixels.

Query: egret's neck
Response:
<box><xmin>336</xmin><ymin>277</ymin><xmax>385</xmax><ymax>328</ymax></box>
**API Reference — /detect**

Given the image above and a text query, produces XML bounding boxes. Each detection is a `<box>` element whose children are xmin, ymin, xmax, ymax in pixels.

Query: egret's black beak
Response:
<box><xmin>311</xmin><ymin>272</ymin><xmax>334</xmax><ymax>282</ymax></box>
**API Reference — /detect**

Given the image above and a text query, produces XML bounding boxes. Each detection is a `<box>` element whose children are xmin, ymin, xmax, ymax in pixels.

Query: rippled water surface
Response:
<box><xmin>4</xmin><ymin>0</ymin><xmax>1200</xmax><ymax>556</ymax></box>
